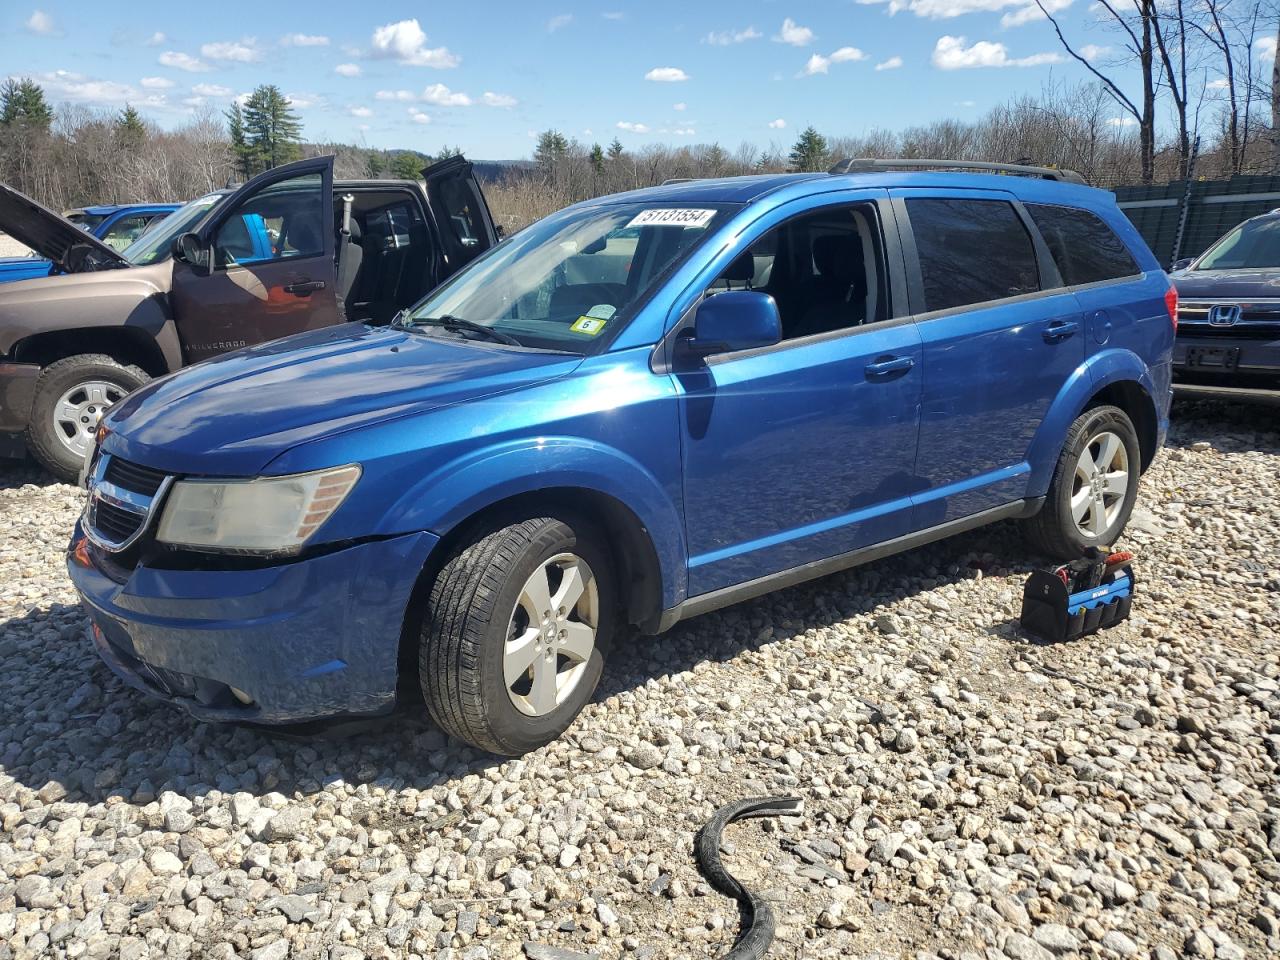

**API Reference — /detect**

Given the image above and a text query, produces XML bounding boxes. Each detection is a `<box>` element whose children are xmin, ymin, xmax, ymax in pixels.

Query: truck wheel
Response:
<box><xmin>25</xmin><ymin>354</ymin><xmax>149</xmax><ymax>483</ymax></box>
<box><xmin>419</xmin><ymin>516</ymin><xmax>615</xmax><ymax>756</ymax></box>
<box><xmin>1022</xmin><ymin>404</ymin><xmax>1141</xmax><ymax>560</ymax></box>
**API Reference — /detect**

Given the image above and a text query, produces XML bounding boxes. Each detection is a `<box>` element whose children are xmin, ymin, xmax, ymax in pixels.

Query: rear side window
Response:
<box><xmin>906</xmin><ymin>198</ymin><xmax>1039</xmax><ymax>312</ymax></box>
<box><xmin>1027</xmin><ymin>203</ymin><xmax>1139</xmax><ymax>286</ymax></box>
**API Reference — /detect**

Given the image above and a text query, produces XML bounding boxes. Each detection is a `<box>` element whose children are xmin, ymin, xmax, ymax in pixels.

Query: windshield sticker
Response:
<box><xmin>570</xmin><ymin>316</ymin><xmax>608</xmax><ymax>336</ymax></box>
<box><xmin>627</xmin><ymin>208</ymin><xmax>716</xmax><ymax>229</ymax></box>
<box><xmin>585</xmin><ymin>304</ymin><xmax>616</xmax><ymax>320</ymax></box>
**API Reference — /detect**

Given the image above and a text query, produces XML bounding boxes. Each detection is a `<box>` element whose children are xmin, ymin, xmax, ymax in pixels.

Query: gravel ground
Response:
<box><xmin>1</xmin><ymin>399</ymin><xmax>1277</xmax><ymax>960</ymax></box>
<box><xmin>0</xmin><ymin>234</ymin><xmax>33</xmax><ymax>258</ymax></box>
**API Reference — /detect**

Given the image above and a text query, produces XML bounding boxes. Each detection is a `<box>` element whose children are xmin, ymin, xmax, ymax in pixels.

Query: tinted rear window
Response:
<box><xmin>906</xmin><ymin>197</ymin><xmax>1040</xmax><ymax>313</ymax></box>
<box><xmin>1027</xmin><ymin>203</ymin><xmax>1139</xmax><ymax>286</ymax></box>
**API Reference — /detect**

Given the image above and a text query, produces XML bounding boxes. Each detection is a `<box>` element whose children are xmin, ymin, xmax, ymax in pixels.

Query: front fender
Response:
<box><xmin>1025</xmin><ymin>348</ymin><xmax>1158</xmax><ymax>497</ymax></box>
<box><xmin>379</xmin><ymin>436</ymin><xmax>688</xmax><ymax>608</ymax></box>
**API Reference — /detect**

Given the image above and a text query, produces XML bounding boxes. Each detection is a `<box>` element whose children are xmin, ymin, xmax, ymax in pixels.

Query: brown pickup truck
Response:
<box><xmin>0</xmin><ymin>154</ymin><xmax>498</xmax><ymax>480</ymax></box>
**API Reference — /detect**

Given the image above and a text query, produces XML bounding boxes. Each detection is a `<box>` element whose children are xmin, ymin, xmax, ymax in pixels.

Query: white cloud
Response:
<box><xmin>1207</xmin><ymin>77</ymin><xmax>1230</xmax><ymax>89</ymax></box>
<box><xmin>773</xmin><ymin>17</ymin><xmax>814</xmax><ymax>47</ymax></box>
<box><xmin>375</xmin><ymin>89</ymin><xmax>418</xmax><ymax>102</ymax></box>
<box><xmin>645</xmin><ymin>66</ymin><xmax>689</xmax><ymax>82</ymax></box>
<box><xmin>285</xmin><ymin>92</ymin><xmax>325</xmax><ymax>110</ymax></box>
<box><xmin>932</xmin><ymin>35</ymin><xmax>1062</xmax><ymax>69</ymax></box>
<box><xmin>859</xmin><ymin>0</ymin><xmax>1074</xmax><ymax>23</ymax></box>
<box><xmin>602</xmin><ymin>11</ymin><xmax>625</xmax><ymax>19</ymax></box>
<box><xmin>548</xmin><ymin>13</ymin><xmax>573</xmax><ymax>31</ymax></box>
<box><xmin>200</xmin><ymin>39</ymin><xmax>262</xmax><ymax>63</ymax></box>
<box><xmin>875</xmin><ymin>56</ymin><xmax>904</xmax><ymax>70</ymax></box>
<box><xmin>1107</xmin><ymin>116</ymin><xmax>1138</xmax><ymax>127</ymax></box>
<box><xmin>482</xmin><ymin>91</ymin><xmax>517</xmax><ymax>108</ymax></box>
<box><xmin>673</xmin><ymin>102</ymin><xmax>687</xmax><ymax>111</ymax></box>
<box><xmin>139</xmin><ymin>76</ymin><xmax>174</xmax><ymax>89</ymax></box>
<box><xmin>348</xmin><ymin>105</ymin><xmax>373</xmax><ymax>117</ymax></box>
<box><xmin>803</xmin><ymin>46</ymin><xmax>865</xmax><ymax>75</ymax></box>
<box><xmin>705</xmin><ymin>26</ymin><xmax>761</xmax><ymax>45</ymax></box>
<box><xmin>334</xmin><ymin>63</ymin><xmax>361</xmax><ymax>77</ymax></box>
<box><xmin>369</xmin><ymin>19</ymin><xmax>460</xmax><ymax>68</ymax></box>
<box><xmin>1257</xmin><ymin>35</ymin><xmax>1277</xmax><ymax>61</ymax></box>
<box><xmin>616</xmin><ymin>121</ymin><xmax>650</xmax><ymax>133</ymax></box>
<box><xmin>25</xmin><ymin>70</ymin><xmax>172</xmax><ymax>110</ymax></box>
<box><xmin>158</xmin><ymin>51</ymin><xmax>211</xmax><ymax>72</ymax></box>
<box><xmin>673</xmin><ymin>127</ymin><xmax>696</xmax><ymax>136</ymax></box>
<box><xmin>768</xmin><ymin>118</ymin><xmax>787</xmax><ymax>129</ymax></box>
<box><xmin>146</xmin><ymin>32</ymin><xmax>166</xmax><ymax>46</ymax></box>
<box><xmin>409</xmin><ymin>108</ymin><xmax>431</xmax><ymax>124</ymax></box>
<box><xmin>1000</xmin><ymin>0</ymin><xmax>1071</xmax><ymax>27</ymax></box>
<box><xmin>421</xmin><ymin>83</ymin><xmax>472</xmax><ymax>106</ymax></box>
<box><xmin>281</xmin><ymin>33</ymin><xmax>329</xmax><ymax>47</ymax></box>
<box><xmin>192</xmin><ymin>83</ymin><xmax>232</xmax><ymax>97</ymax></box>
<box><xmin>1080</xmin><ymin>44</ymin><xmax>1110</xmax><ymax>61</ymax></box>
<box><xmin>25</xmin><ymin>10</ymin><xmax>56</xmax><ymax>35</ymax></box>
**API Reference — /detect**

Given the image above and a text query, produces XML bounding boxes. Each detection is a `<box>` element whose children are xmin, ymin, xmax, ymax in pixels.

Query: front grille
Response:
<box><xmin>90</xmin><ymin>498</ymin><xmax>146</xmax><ymax>543</ymax></box>
<box><xmin>104</xmin><ymin>457</ymin><xmax>167</xmax><ymax>496</ymax></box>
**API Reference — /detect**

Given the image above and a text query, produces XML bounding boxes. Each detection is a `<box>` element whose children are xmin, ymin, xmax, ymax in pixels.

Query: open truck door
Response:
<box><xmin>422</xmin><ymin>156</ymin><xmax>498</xmax><ymax>274</ymax></box>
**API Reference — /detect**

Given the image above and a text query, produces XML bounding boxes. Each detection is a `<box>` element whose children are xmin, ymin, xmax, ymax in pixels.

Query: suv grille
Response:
<box><xmin>103</xmin><ymin>457</ymin><xmax>167</xmax><ymax>496</ymax></box>
<box><xmin>91</xmin><ymin>498</ymin><xmax>147</xmax><ymax>542</ymax></box>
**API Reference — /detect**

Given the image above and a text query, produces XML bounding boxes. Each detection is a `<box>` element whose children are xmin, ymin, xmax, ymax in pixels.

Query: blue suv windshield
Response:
<box><xmin>123</xmin><ymin>193</ymin><xmax>222</xmax><ymax>266</ymax></box>
<box><xmin>403</xmin><ymin>201</ymin><xmax>735</xmax><ymax>351</ymax></box>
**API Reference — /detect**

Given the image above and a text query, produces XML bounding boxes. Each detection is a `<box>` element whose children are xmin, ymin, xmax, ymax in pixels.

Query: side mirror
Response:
<box><xmin>1170</xmin><ymin>257</ymin><xmax>1194</xmax><ymax>272</ymax></box>
<box><xmin>680</xmin><ymin>290</ymin><xmax>782</xmax><ymax>359</ymax></box>
<box><xmin>173</xmin><ymin>232</ymin><xmax>209</xmax><ymax>275</ymax></box>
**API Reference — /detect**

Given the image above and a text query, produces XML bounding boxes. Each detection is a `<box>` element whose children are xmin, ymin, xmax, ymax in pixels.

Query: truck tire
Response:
<box><xmin>25</xmin><ymin>354</ymin><xmax>149</xmax><ymax>483</ymax></box>
<box><xmin>1021</xmin><ymin>404</ymin><xmax>1141</xmax><ymax>560</ymax></box>
<box><xmin>419</xmin><ymin>516</ymin><xmax>615</xmax><ymax>756</ymax></box>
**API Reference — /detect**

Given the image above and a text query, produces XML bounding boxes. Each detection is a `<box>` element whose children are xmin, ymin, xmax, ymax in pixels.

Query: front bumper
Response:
<box><xmin>67</xmin><ymin>523</ymin><xmax>438</xmax><ymax>724</ymax></box>
<box><xmin>1172</xmin><ymin>332</ymin><xmax>1280</xmax><ymax>383</ymax></box>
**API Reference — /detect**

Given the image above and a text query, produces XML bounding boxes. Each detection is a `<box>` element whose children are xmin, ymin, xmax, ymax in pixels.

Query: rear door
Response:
<box><xmin>891</xmin><ymin>189</ymin><xmax>1086</xmax><ymax>526</ymax></box>
<box><xmin>421</xmin><ymin>156</ymin><xmax>497</xmax><ymax>275</ymax></box>
<box><xmin>170</xmin><ymin>156</ymin><xmax>338</xmax><ymax>362</ymax></box>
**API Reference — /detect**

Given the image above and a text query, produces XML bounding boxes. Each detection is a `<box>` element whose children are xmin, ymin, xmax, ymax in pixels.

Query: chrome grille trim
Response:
<box><xmin>84</xmin><ymin>454</ymin><xmax>174</xmax><ymax>553</ymax></box>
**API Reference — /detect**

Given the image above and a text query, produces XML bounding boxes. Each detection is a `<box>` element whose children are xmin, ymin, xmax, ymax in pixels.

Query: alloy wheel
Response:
<box><xmin>503</xmin><ymin>552</ymin><xmax>599</xmax><ymax>717</ymax></box>
<box><xmin>53</xmin><ymin>380</ymin><xmax>126</xmax><ymax>459</ymax></box>
<box><xmin>1070</xmin><ymin>429</ymin><xmax>1130</xmax><ymax>538</ymax></box>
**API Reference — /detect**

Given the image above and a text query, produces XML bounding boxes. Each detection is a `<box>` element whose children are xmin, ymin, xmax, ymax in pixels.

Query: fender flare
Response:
<box><xmin>379</xmin><ymin>436</ymin><xmax>688</xmax><ymax>609</ymax></box>
<box><xmin>1025</xmin><ymin>348</ymin><xmax>1157</xmax><ymax>497</ymax></box>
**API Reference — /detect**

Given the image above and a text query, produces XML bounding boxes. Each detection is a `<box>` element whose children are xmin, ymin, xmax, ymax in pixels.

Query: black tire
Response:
<box><xmin>25</xmin><ymin>354</ymin><xmax>149</xmax><ymax>483</ymax></box>
<box><xmin>1022</xmin><ymin>404</ymin><xmax>1142</xmax><ymax>560</ymax></box>
<box><xmin>419</xmin><ymin>516</ymin><xmax>616</xmax><ymax>756</ymax></box>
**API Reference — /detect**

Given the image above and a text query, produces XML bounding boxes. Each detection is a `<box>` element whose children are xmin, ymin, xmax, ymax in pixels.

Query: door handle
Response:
<box><xmin>1043</xmin><ymin>319</ymin><xmax>1079</xmax><ymax>342</ymax></box>
<box><xmin>865</xmin><ymin>355</ymin><xmax>915</xmax><ymax>378</ymax></box>
<box><xmin>284</xmin><ymin>280</ymin><xmax>326</xmax><ymax>297</ymax></box>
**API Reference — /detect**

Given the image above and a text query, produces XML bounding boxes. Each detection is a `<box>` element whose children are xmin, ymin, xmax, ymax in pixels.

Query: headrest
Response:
<box><xmin>289</xmin><ymin>216</ymin><xmax>322</xmax><ymax>252</ymax></box>
<box><xmin>723</xmin><ymin>251</ymin><xmax>755</xmax><ymax>284</ymax></box>
<box><xmin>813</xmin><ymin>233</ymin><xmax>862</xmax><ymax>281</ymax></box>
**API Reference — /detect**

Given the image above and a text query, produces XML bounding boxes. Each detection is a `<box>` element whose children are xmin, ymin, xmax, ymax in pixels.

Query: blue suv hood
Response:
<box><xmin>1173</xmin><ymin>268</ymin><xmax>1280</xmax><ymax>299</ymax></box>
<box><xmin>103</xmin><ymin>324</ymin><xmax>582</xmax><ymax>476</ymax></box>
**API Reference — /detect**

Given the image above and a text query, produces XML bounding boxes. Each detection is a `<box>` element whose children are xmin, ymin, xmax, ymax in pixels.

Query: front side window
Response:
<box><xmin>404</xmin><ymin>201</ymin><xmax>734</xmax><ymax>352</ymax></box>
<box><xmin>907</xmin><ymin>197</ymin><xmax>1040</xmax><ymax>313</ymax></box>
<box><xmin>213</xmin><ymin>172</ymin><xmax>325</xmax><ymax>268</ymax></box>
<box><xmin>1027</xmin><ymin>203</ymin><xmax>1139</xmax><ymax>286</ymax></box>
<box><xmin>707</xmin><ymin>202</ymin><xmax>890</xmax><ymax>341</ymax></box>
<box><xmin>1194</xmin><ymin>216</ymin><xmax>1280</xmax><ymax>271</ymax></box>
<box><xmin>123</xmin><ymin>194</ymin><xmax>222</xmax><ymax>266</ymax></box>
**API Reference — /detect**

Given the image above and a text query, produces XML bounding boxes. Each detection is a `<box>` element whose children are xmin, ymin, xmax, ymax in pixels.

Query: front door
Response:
<box><xmin>891</xmin><ymin>189</ymin><xmax>1087</xmax><ymax>526</ymax></box>
<box><xmin>422</xmin><ymin>156</ymin><xmax>498</xmax><ymax>275</ymax></box>
<box><xmin>675</xmin><ymin>197</ymin><xmax>923</xmax><ymax>597</ymax></box>
<box><xmin>171</xmin><ymin>156</ymin><xmax>338</xmax><ymax>363</ymax></box>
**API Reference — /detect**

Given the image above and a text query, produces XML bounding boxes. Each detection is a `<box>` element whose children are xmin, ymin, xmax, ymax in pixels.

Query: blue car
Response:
<box><xmin>0</xmin><ymin>202</ymin><xmax>180</xmax><ymax>283</ymax></box>
<box><xmin>69</xmin><ymin>159</ymin><xmax>1175</xmax><ymax>755</ymax></box>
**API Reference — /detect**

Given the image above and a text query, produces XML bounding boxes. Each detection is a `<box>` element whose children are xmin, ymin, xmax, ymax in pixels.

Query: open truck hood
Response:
<box><xmin>0</xmin><ymin>182</ymin><xmax>127</xmax><ymax>271</ymax></box>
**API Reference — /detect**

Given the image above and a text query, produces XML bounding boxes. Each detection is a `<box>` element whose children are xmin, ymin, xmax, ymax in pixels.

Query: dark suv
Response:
<box><xmin>1170</xmin><ymin>209</ymin><xmax>1280</xmax><ymax>402</ymax></box>
<box><xmin>69</xmin><ymin>159</ymin><xmax>1175</xmax><ymax>756</ymax></box>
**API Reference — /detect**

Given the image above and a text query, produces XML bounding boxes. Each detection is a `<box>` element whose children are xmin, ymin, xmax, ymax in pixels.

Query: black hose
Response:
<box><xmin>694</xmin><ymin>796</ymin><xmax>804</xmax><ymax>960</ymax></box>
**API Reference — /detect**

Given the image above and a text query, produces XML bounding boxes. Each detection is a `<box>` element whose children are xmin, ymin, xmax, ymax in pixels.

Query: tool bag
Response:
<box><xmin>1020</xmin><ymin>554</ymin><xmax>1134</xmax><ymax>643</ymax></box>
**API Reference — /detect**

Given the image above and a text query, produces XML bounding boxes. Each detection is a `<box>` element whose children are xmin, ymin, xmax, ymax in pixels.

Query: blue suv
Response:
<box><xmin>68</xmin><ymin>159</ymin><xmax>1175</xmax><ymax>755</ymax></box>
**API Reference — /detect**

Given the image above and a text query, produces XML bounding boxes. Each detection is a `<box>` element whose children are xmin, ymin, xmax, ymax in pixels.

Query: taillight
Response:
<box><xmin>1164</xmin><ymin>285</ymin><xmax>1178</xmax><ymax>332</ymax></box>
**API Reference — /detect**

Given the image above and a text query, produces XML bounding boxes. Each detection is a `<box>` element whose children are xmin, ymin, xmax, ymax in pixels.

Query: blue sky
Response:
<box><xmin>0</xmin><ymin>1</ymin><xmax>1240</xmax><ymax>158</ymax></box>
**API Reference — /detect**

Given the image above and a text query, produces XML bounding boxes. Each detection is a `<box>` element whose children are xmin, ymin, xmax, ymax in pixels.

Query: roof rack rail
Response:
<box><xmin>661</xmin><ymin>177</ymin><xmax>697</xmax><ymax>185</ymax></box>
<box><xmin>827</xmin><ymin>157</ymin><xmax>1086</xmax><ymax>185</ymax></box>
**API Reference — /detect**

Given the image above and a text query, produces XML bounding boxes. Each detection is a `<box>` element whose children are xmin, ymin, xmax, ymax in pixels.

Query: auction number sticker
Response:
<box><xmin>627</xmin><ymin>208</ymin><xmax>717</xmax><ymax>229</ymax></box>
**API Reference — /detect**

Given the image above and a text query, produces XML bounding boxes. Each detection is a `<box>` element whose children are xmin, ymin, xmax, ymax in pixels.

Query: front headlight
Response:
<box><xmin>156</xmin><ymin>464</ymin><xmax>361</xmax><ymax>555</ymax></box>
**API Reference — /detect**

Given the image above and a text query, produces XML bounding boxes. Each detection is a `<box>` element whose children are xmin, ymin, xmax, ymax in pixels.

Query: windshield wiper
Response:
<box><xmin>413</xmin><ymin>314</ymin><xmax>522</xmax><ymax>346</ymax></box>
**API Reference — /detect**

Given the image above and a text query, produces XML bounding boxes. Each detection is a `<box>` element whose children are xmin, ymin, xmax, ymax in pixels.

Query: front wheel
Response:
<box><xmin>1022</xmin><ymin>404</ymin><xmax>1141</xmax><ymax>560</ymax></box>
<box><xmin>419</xmin><ymin>516</ymin><xmax>615</xmax><ymax>756</ymax></box>
<box><xmin>25</xmin><ymin>354</ymin><xmax>149</xmax><ymax>483</ymax></box>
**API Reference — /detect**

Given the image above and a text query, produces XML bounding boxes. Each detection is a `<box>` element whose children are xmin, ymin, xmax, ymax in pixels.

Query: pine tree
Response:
<box><xmin>365</xmin><ymin>151</ymin><xmax>384</xmax><ymax>179</ymax></box>
<box><xmin>788</xmin><ymin>126</ymin><xmax>829</xmax><ymax>172</ymax></box>
<box><xmin>589</xmin><ymin>143</ymin><xmax>605</xmax><ymax>176</ymax></box>
<box><xmin>240</xmin><ymin>84</ymin><xmax>303</xmax><ymax>172</ymax></box>
<box><xmin>115</xmin><ymin>104</ymin><xmax>146</xmax><ymax>150</ymax></box>
<box><xmin>0</xmin><ymin>77</ymin><xmax>53</xmax><ymax>129</ymax></box>
<box><xmin>704</xmin><ymin>143</ymin><xmax>728</xmax><ymax>176</ymax></box>
<box><xmin>534</xmin><ymin>130</ymin><xmax>569</xmax><ymax>170</ymax></box>
<box><xmin>224</xmin><ymin>102</ymin><xmax>254</xmax><ymax>179</ymax></box>
<box><xmin>432</xmin><ymin>144</ymin><xmax>462</xmax><ymax>161</ymax></box>
<box><xmin>390</xmin><ymin>151</ymin><xmax>422</xmax><ymax>179</ymax></box>
<box><xmin>606</xmin><ymin>138</ymin><xmax>625</xmax><ymax>161</ymax></box>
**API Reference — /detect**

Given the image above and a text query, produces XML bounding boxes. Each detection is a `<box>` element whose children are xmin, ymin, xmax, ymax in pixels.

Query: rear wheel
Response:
<box><xmin>419</xmin><ymin>516</ymin><xmax>615</xmax><ymax>756</ymax></box>
<box><xmin>1022</xmin><ymin>404</ymin><xmax>1141</xmax><ymax>560</ymax></box>
<box><xmin>25</xmin><ymin>354</ymin><xmax>149</xmax><ymax>483</ymax></box>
